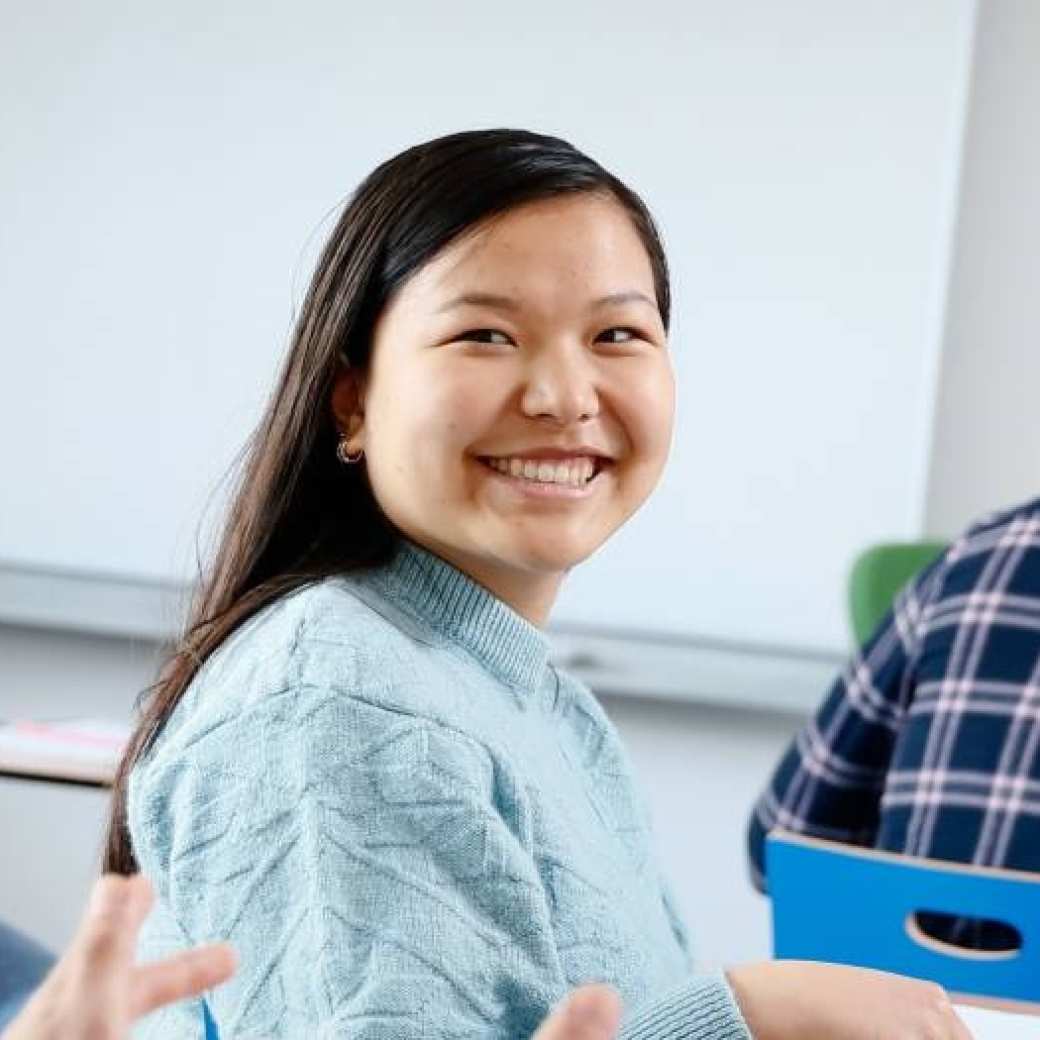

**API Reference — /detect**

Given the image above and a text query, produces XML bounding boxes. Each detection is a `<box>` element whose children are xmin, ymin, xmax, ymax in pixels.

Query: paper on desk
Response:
<box><xmin>956</xmin><ymin>1003</ymin><xmax>1040</xmax><ymax>1039</ymax></box>
<box><xmin>0</xmin><ymin>717</ymin><xmax>130</xmax><ymax>784</ymax></box>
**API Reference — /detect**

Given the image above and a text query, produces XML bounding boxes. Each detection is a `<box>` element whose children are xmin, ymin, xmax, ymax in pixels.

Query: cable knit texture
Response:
<box><xmin>129</xmin><ymin>540</ymin><xmax>750</xmax><ymax>1039</ymax></box>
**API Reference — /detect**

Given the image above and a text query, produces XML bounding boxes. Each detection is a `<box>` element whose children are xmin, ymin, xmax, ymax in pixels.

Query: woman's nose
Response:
<box><xmin>519</xmin><ymin>349</ymin><xmax>600</xmax><ymax>425</ymax></box>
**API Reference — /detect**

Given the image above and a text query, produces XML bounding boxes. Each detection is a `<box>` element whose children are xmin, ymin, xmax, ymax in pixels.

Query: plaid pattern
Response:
<box><xmin>749</xmin><ymin>497</ymin><xmax>1040</xmax><ymax>946</ymax></box>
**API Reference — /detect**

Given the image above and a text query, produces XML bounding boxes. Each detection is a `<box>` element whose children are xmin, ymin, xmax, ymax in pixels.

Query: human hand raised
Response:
<box><xmin>2</xmin><ymin>874</ymin><xmax>236</xmax><ymax>1040</ymax></box>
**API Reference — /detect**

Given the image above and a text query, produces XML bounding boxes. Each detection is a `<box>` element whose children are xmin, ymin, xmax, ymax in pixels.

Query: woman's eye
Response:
<box><xmin>596</xmin><ymin>327</ymin><xmax>644</xmax><ymax>344</ymax></box>
<box><xmin>457</xmin><ymin>328</ymin><xmax>513</xmax><ymax>345</ymax></box>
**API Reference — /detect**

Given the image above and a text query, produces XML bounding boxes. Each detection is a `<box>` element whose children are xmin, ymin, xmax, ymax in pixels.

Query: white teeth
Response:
<box><xmin>484</xmin><ymin>455</ymin><xmax>600</xmax><ymax>487</ymax></box>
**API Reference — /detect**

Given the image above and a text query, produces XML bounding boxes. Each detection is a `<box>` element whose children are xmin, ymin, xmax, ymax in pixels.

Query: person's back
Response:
<box><xmin>749</xmin><ymin>496</ymin><xmax>1040</xmax><ymax>947</ymax></box>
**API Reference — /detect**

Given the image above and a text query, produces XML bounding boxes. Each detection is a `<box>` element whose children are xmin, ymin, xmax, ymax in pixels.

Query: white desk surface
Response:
<box><xmin>957</xmin><ymin>1002</ymin><xmax>1040</xmax><ymax>1039</ymax></box>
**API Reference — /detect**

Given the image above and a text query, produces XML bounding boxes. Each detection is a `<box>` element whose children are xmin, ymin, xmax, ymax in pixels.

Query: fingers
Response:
<box><xmin>76</xmin><ymin>874</ymin><xmax>155</xmax><ymax>970</ymax></box>
<box><xmin>532</xmin><ymin>984</ymin><xmax>622</xmax><ymax>1040</ymax></box>
<box><xmin>131</xmin><ymin>942</ymin><xmax>238</xmax><ymax>1018</ymax></box>
<box><xmin>1</xmin><ymin>873</ymin><xmax>233</xmax><ymax>1040</ymax></box>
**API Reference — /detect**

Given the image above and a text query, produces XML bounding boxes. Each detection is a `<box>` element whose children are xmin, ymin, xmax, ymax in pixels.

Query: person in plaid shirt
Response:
<box><xmin>749</xmin><ymin>496</ymin><xmax>1040</xmax><ymax>949</ymax></box>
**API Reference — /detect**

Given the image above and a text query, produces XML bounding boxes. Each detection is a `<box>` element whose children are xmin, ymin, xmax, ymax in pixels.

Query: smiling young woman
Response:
<box><xmin>105</xmin><ymin>130</ymin><xmax>971</xmax><ymax>1040</ymax></box>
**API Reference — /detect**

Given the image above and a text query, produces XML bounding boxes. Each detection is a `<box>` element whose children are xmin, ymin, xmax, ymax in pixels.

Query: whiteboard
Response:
<box><xmin>0</xmin><ymin>0</ymin><xmax>976</xmax><ymax>653</ymax></box>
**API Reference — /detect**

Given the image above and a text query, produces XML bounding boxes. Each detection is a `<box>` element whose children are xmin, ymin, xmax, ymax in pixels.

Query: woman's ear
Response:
<box><xmin>331</xmin><ymin>364</ymin><xmax>366</xmax><ymax>453</ymax></box>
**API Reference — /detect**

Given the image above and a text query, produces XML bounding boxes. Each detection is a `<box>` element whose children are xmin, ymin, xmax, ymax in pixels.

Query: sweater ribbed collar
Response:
<box><xmin>362</xmin><ymin>538</ymin><xmax>551</xmax><ymax>692</ymax></box>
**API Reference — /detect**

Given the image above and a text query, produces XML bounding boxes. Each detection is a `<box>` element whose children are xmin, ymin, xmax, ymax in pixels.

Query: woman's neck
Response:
<box><xmin>405</xmin><ymin>538</ymin><xmax>563</xmax><ymax>627</ymax></box>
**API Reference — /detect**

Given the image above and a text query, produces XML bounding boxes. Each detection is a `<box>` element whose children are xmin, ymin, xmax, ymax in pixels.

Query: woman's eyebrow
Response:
<box><xmin>436</xmin><ymin>290</ymin><xmax>657</xmax><ymax>313</ymax></box>
<box><xmin>591</xmin><ymin>290</ymin><xmax>657</xmax><ymax>310</ymax></box>
<box><xmin>437</xmin><ymin>292</ymin><xmax>520</xmax><ymax>313</ymax></box>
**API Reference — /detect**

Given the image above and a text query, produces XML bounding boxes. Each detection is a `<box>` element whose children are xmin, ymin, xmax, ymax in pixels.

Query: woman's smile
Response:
<box><xmin>475</xmin><ymin>452</ymin><xmax>611</xmax><ymax>500</ymax></box>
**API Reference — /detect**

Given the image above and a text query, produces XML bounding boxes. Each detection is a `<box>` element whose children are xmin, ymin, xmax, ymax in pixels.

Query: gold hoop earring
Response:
<box><xmin>336</xmin><ymin>437</ymin><xmax>364</xmax><ymax>465</ymax></box>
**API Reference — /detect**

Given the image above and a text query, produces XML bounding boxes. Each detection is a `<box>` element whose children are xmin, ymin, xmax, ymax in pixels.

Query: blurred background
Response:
<box><xmin>1</xmin><ymin>0</ymin><xmax>1037</xmax><ymax>970</ymax></box>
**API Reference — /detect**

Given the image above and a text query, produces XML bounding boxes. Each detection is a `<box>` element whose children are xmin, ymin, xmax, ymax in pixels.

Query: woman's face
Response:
<box><xmin>334</xmin><ymin>193</ymin><xmax>675</xmax><ymax>623</ymax></box>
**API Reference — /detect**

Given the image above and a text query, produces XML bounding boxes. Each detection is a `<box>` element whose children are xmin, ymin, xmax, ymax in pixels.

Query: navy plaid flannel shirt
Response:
<box><xmin>749</xmin><ymin>497</ymin><xmax>1040</xmax><ymax>946</ymax></box>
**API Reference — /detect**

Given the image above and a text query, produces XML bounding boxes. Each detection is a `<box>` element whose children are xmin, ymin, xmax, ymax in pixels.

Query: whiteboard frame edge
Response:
<box><xmin>0</xmin><ymin>560</ymin><xmax>840</xmax><ymax>715</ymax></box>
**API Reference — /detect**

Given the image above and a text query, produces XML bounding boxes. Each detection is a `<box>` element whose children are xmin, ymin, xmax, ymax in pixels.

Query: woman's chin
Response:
<box><xmin>497</xmin><ymin>534</ymin><xmax>601</xmax><ymax>575</ymax></box>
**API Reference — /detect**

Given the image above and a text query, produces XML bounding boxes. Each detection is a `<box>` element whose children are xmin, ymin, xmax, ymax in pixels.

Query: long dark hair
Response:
<box><xmin>103</xmin><ymin>128</ymin><xmax>672</xmax><ymax>873</ymax></box>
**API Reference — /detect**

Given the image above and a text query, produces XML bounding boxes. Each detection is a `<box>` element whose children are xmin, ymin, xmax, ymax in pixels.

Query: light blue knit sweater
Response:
<box><xmin>128</xmin><ymin>540</ymin><xmax>751</xmax><ymax>1039</ymax></box>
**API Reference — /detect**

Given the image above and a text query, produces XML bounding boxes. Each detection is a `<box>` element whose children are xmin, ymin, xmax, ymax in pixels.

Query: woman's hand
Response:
<box><xmin>726</xmin><ymin>960</ymin><xmax>973</xmax><ymax>1040</ymax></box>
<box><xmin>2</xmin><ymin>874</ymin><xmax>236</xmax><ymax>1040</ymax></box>
<box><xmin>533</xmin><ymin>985</ymin><xmax>622</xmax><ymax>1040</ymax></box>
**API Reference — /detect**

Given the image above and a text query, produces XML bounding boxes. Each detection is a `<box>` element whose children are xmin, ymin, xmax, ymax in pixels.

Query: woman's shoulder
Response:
<box><xmin>127</xmin><ymin>576</ymin><xmax>506</xmax><ymax>872</ymax></box>
<box><xmin>132</xmin><ymin>572</ymin><xmax>481</xmax><ymax>781</ymax></box>
<box><xmin>132</xmin><ymin>578</ymin><xmax>415</xmax><ymax>768</ymax></box>
<box><xmin>183</xmin><ymin>578</ymin><xmax>373</xmax><ymax>697</ymax></box>
<box><xmin>189</xmin><ymin>572</ymin><xmax>436</xmax><ymax>698</ymax></box>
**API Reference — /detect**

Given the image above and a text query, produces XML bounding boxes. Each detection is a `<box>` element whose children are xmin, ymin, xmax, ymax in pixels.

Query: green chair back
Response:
<box><xmin>848</xmin><ymin>541</ymin><xmax>946</xmax><ymax>647</ymax></box>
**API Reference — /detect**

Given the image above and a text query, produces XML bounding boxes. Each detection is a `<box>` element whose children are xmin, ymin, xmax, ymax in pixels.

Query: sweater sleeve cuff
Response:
<box><xmin>620</xmin><ymin>972</ymin><xmax>752</xmax><ymax>1040</ymax></box>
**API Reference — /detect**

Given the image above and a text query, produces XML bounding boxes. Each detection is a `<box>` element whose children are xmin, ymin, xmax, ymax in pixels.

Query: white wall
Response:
<box><xmin>925</xmin><ymin>0</ymin><xmax>1040</xmax><ymax>535</ymax></box>
<box><xmin>0</xmin><ymin>623</ymin><xmax>797</xmax><ymax>969</ymax></box>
